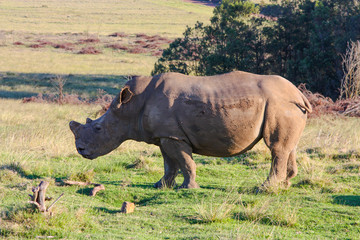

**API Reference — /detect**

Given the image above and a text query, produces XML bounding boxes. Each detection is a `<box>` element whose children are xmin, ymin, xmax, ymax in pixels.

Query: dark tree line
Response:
<box><xmin>152</xmin><ymin>0</ymin><xmax>360</xmax><ymax>98</ymax></box>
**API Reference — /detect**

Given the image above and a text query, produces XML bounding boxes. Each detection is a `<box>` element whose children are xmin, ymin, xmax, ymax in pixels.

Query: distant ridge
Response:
<box><xmin>183</xmin><ymin>0</ymin><xmax>221</xmax><ymax>7</ymax></box>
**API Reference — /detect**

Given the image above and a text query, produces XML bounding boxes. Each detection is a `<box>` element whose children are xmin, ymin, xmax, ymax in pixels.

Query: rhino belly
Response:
<box><xmin>179</xmin><ymin>97</ymin><xmax>266</xmax><ymax>157</ymax></box>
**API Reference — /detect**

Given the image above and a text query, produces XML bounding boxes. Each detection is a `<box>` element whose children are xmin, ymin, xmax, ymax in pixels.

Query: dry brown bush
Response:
<box><xmin>106</xmin><ymin>43</ymin><xmax>129</xmax><ymax>51</ymax></box>
<box><xmin>78</xmin><ymin>46</ymin><xmax>102</xmax><ymax>54</ymax></box>
<box><xmin>128</xmin><ymin>47</ymin><xmax>148</xmax><ymax>54</ymax></box>
<box><xmin>77</xmin><ymin>37</ymin><xmax>100</xmax><ymax>44</ymax></box>
<box><xmin>298</xmin><ymin>84</ymin><xmax>360</xmax><ymax>117</ymax></box>
<box><xmin>52</xmin><ymin>42</ymin><xmax>74</xmax><ymax>51</ymax></box>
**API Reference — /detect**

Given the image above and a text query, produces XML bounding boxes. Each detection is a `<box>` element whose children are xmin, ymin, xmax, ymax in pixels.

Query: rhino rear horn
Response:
<box><xmin>86</xmin><ymin>118</ymin><xmax>93</xmax><ymax>124</ymax></box>
<box><xmin>69</xmin><ymin>121</ymin><xmax>81</xmax><ymax>134</ymax></box>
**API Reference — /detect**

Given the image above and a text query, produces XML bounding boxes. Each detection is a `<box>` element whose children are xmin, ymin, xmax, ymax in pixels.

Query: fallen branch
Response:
<box><xmin>47</xmin><ymin>193</ymin><xmax>64</xmax><ymax>212</ymax></box>
<box><xmin>90</xmin><ymin>184</ymin><xmax>105</xmax><ymax>196</ymax></box>
<box><xmin>63</xmin><ymin>180</ymin><xmax>91</xmax><ymax>186</ymax></box>
<box><xmin>62</xmin><ymin>180</ymin><xmax>105</xmax><ymax>196</ymax></box>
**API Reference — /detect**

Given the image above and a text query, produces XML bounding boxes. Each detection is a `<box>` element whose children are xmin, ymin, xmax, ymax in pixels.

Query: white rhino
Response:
<box><xmin>70</xmin><ymin>71</ymin><xmax>312</xmax><ymax>189</ymax></box>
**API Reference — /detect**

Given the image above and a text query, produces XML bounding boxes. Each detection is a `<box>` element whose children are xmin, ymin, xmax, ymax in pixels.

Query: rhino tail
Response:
<box><xmin>296</xmin><ymin>92</ymin><xmax>312</xmax><ymax>113</ymax></box>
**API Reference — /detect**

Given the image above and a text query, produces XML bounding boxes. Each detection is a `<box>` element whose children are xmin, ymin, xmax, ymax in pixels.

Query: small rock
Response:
<box><xmin>120</xmin><ymin>201</ymin><xmax>135</xmax><ymax>213</ymax></box>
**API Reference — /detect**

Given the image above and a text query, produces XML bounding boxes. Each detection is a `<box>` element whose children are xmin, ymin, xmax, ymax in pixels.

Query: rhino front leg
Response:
<box><xmin>154</xmin><ymin>146</ymin><xmax>180</xmax><ymax>188</ymax></box>
<box><xmin>160</xmin><ymin>138</ymin><xmax>199</xmax><ymax>189</ymax></box>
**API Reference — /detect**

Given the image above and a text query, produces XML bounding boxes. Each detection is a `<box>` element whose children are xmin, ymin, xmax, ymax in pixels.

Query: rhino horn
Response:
<box><xmin>86</xmin><ymin>118</ymin><xmax>93</xmax><ymax>124</ymax></box>
<box><xmin>69</xmin><ymin>121</ymin><xmax>81</xmax><ymax>134</ymax></box>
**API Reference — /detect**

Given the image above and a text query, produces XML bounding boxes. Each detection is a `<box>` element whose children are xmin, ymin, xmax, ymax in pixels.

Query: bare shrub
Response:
<box><xmin>340</xmin><ymin>40</ymin><xmax>360</xmax><ymax>100</ymax></box>
<box><xmin>51</xmin><ymin>75</ymin><xmax>67</xmax><ymax>104</ymax></box>
<box><xmin>13</xmin><ymin>41</ymin><xmax>24</xmax><ymax>45</ymax></box>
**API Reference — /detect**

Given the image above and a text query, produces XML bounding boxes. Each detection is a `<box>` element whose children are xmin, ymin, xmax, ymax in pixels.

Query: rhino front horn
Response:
<box><xmin>69</xmin><ymin>121</ymin><xmax>81</xmax><ymax>134</ymax></box>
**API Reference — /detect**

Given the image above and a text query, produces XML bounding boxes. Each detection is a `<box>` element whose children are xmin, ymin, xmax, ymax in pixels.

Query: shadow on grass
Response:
<box><xmin>0</xmin><ymin>72</ymin><xmax>128</xmax><ymax>99</ymax></box>
<box><xmin>76</xmin><ymin>187</ymin><xmax>93</xmax><ymax>196</ymax></box>
<box><xmin>130</xmin><ymin>183</ymin><xmax>156</xmax><ymax>189</ymax></box>
<box><xmin>0</xmin><ymin>164</ymin><xmax>41</xmax><ymax>179</ymax></box>
<box><xmin>94</xmin><ymin>207</ymin><xmax>122</xmax><ymax>214</ymax></box>
<box><xmin>332</xmin><ymin>195</ymin><xmax>360</xmax><ymax>206</ymax></box>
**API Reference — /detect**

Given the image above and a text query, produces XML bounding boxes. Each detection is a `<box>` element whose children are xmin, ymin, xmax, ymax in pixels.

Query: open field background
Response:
<box><xmin>0</xmin><ymin>0</ymin><xmax>212</xmax><ymax>76</ymax></box>
<box><xmin>1</xmin><ymin>0</ymin><xmax>360</xmax><ymax>239</ymax></box>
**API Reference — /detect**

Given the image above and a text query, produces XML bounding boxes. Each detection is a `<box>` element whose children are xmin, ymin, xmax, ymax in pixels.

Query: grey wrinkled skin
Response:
<box><xmin>70</xmin><ymin>71</ymin><xmax>312</xmax><ymax>189</ymax></box>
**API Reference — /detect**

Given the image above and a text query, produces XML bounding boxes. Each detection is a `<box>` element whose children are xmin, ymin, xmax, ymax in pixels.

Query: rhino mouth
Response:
<box><xmin>77</xmin><ymin>146</ymin><xmax>96</xmax><ymax>160</ymax></box>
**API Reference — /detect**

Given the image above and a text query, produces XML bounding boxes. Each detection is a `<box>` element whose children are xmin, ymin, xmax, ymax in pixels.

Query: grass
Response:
<box><xmin>1</xmin><ymin>99</ymin><xmax>360</xmax><ymax>239</ymax></box>
<box><xmin>1</xmin><ymin>0</ymin><xmax>360</xmax><ymax>238</ymax></box>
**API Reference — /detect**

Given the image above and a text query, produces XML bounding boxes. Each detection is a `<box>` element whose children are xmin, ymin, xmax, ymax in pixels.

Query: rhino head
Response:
<box><xmin>69</xmin><ymin>87</ymin><xmax>134</xmax><ymax>159</ymax></box>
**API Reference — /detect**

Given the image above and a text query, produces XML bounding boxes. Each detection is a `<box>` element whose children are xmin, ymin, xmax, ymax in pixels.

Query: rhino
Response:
<box><xmin>69</xmin><ymin>71</ymin><xmax>312</xmax><ymax>189</ymax></box>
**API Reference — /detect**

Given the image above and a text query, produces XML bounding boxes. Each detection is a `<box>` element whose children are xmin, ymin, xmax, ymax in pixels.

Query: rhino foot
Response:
<box><xmin>154</xmin><ymin>178</ymin><xmax>176</xmax><ymax>189</ymax></box>
<box><xmin>178</xmin><ymin>181</ymin><xmax>200</xmax><ymax>189</ymax></box>
<box><xmin>256</xmin><ymin>180</ymin><xmax>291</xmax><ymax>194</ymax></box>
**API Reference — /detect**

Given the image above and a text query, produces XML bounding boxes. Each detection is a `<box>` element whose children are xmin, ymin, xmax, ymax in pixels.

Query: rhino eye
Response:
<box><xmin>94</xmin><ymin>125</ymin><xmax>102</xmax><ymax>132</ymax></box>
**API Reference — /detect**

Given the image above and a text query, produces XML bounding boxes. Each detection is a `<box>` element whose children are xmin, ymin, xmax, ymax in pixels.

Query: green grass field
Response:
<box><xmin>1</xmin><ymin>0</ymin><xmax>360</xmax><ymax>239</ymax></box>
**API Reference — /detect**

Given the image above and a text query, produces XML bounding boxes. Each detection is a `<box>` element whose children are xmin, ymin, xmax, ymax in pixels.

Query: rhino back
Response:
<box><xmin>141</xmin><ymin>72</ymin><xmax>273</xmax><ymax>156</ymax></box>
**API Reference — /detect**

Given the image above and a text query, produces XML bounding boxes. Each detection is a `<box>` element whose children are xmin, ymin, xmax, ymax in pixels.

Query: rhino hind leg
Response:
<box><xmin>265</xmin><ymin>147</ymin><xmax>298</xmax><ymax>188</ymax></box>
<box><xmin>285</xmin><ymin>148</ymin><xmax>298</xmax><ymax>187</ymax></box>
<box><xmin>266</xmin><ymin>146</ymin><xmax>292</xmax><ymax>186</ymax></box>
<box><xmin>262</xmin><ymin>104</ymin><xmax>306</xmax><ymax>188</ymax></box>
<box><xmin>159</xmin><ymin>138</ymin><xmax>200</xmax><ymax>189</ymax></box>
<box><xmin>154</xmin><ymin>147</ymin><xmax>180</xmax><ymax>188</ymax></box>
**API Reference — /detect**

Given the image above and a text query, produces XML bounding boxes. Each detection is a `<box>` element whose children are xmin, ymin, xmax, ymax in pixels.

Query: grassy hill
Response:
<box><xmin>0</xmin><ymin>0</ymin><xmax>213</xmax><ymax>76</ymax></box>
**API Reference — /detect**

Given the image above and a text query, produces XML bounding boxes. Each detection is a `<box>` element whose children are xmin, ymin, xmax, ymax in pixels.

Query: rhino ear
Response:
<box><xmin>115</xmin><ymin>87</ymin><xmax>133</xmax><ymax>108</ymax></box>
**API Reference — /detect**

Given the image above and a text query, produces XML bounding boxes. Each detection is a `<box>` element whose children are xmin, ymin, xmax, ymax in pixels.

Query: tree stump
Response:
<box><xmin>28</xmin><ymin>181</ymin><xmax>64</xmax><ymax>213</ymax></box>
<box><xmin>29</xmin><ymin>181</ymin><xmax>49</xmax><ymax>212</ymax></box>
